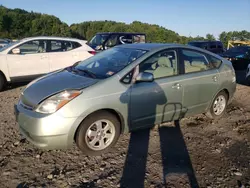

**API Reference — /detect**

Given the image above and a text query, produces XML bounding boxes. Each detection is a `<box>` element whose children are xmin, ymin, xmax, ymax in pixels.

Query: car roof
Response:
<box><xmin>96</xmin><ymin>32</ymin><xmax>145</xmax><ymax>35</ymax></box>
<box><xmin>114</xmin><ymin>43</ymin><xmax>225</xmax><ymax>58</ymax></box>
<box><xmin>20</xmin><ymin>36</ymin><xmax>87</xmax><ymax>43</ymax></box>
<box><xmin>114</xmin><ymin>43</ymin><xmax>188</xmax><ymax>51</ymax></box>
<box><xmin>188</xmin><ymin>40</ymin><xmax>222</xmax><ymax>43</ymax></box>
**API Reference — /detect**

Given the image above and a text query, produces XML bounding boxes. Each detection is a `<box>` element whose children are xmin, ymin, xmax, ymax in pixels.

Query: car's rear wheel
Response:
<box><xmin>0</xmin><ymin>73</ymin><xmax>6</xmax><ymax>92</ymax></box>
<box><xmin>75</xmin><ymin>111</ymin><xmax>120</xmax><ymax>156</ymax></box>
<box><xmin>206</xmin><ymin>91</ymin><xmax>228</xmax><ymax>119</ymax></box>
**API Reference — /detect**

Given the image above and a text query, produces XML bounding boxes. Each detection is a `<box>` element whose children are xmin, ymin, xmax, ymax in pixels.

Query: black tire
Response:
<box><xmin>246</xmin><ymin>76</ymin><xmax>250</xmax><ymax>86</ymax></box>
<box><xmin>0</xmin><ymin>73</ymin><xmax>6</xmax><ymax>92</ymax></box>
<box><xmin>75</xmin><ymin>111</ymin><xmax>121</xmax><ymax>156</ymax></box>
<box><xmin>206</xmin><ymin>91</ymin><xmax>228</xmax><ymax>119</ymax></box>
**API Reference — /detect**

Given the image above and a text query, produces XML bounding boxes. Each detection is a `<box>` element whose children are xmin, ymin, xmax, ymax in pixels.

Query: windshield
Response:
<box><xmin>73</xmin><ymin>47</ymin><xmax>147</xmax><ymax>79</ymax></box>
<box><xmin>0</xmin><ymin>40</ymin><xmax>20</xmax><ymax>52</ymax></box>
<box><xmin>88</xmin><ymin>34</ymin><xmax>109</xmax><ymax>46</ymax></box>
<box><xmin>188</xmin><ymin>42</ymin><xmax>208</xmax><ymax>48</ymax></box>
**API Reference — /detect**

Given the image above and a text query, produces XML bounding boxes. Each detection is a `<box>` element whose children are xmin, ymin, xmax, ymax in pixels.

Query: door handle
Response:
<box><xmin>172</xmin><ymin>83</ymin><xmax>182</xmax><ymax>89</ymax></box>
<box><xmin>213</xmin><ymin>76</ymin><xmax>217</xmax><ymax>82</ymax></box>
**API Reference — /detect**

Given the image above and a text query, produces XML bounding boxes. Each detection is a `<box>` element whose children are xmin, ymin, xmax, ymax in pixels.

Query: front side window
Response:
<box><xmin>206</xmin><ymin>54</ymin><xmax>222</xmax><ymax>68</ymax></box>
<box><xmin>182</xmin><ymin>49</ymin><xmax>213</xmax><ymax>73</ymax></box>
<box><xmin>88</xmin><ymin>34</ymin><xmax>109</xmax><ymax>46</ymax></box>
<box><xmin>72</xmin><ymin>47</ymin><xmax>147</xmax><ymax>79</ymax></box>
<box><xmin>16</xmin><ymin>40</ymin><xmax>46</xmax><ymax>54</ymax></box>
<box><xmin>139</xmin><ymin>49</ymin><xmax>178</xmax><ymax>79</ymax></box>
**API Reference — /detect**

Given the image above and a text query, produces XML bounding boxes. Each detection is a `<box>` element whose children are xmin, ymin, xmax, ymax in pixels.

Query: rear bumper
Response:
<box><xmin>14</xmin><ymin>103</ymin><xmax>80</xmax><ymax>150</ymax></box>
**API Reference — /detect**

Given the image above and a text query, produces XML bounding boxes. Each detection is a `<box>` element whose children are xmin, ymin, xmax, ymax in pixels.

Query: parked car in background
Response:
<box><xmin>220</xmin><ymin>46</ymin><xmax>250</xmax><ymax>70</ymax></box>
<box><xmin>88</xmin><ymin>32</ymin><xmax>146</xmax><ymax>52</ymax></box>
<box><xmin>0</xmin><ymin>36</ymin><xmax>95</xmax><ymax>91</ymax></box>
<box><xmin>14</xmin><ymin>43</ymin><xmax>236</xmax><ymax>155</ymax></box>
<box><xmin>246</xmin><ymin>64</ymin><xmax>250</xmax><ymax>85</ymax></box>
<box><xmin>187</xmin><ymin>41</ymin><xmax>225</xmax><ymax>54</ymax></box>
<box><xmin>0</xmin><ymin>39</ymin><xmax>11</xmax><ymax>48</ymax></box>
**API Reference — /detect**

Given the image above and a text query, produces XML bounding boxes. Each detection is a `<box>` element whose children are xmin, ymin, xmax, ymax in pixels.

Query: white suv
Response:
<box><xmin>246</xmin><ymin>64</ymin><xmax>250</xmax><ymax>85</ymax></box>
<box><xmin>0</xmin><ymin>36</ymin><xmax>95</xmax><ymax>91</ymax></box>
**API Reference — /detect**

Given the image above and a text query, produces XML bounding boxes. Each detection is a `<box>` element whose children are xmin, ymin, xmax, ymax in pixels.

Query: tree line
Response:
<box><xmin>0</xmin><ymin>5</ymin><xmax>250</xmax><ymax>48</ymax></box>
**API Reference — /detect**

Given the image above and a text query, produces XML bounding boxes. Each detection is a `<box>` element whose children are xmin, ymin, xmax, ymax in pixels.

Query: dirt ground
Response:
<box><xmin>0</xmin><ymin>71</ymin><xmax>250</xmax><ymax>188</ymax></box>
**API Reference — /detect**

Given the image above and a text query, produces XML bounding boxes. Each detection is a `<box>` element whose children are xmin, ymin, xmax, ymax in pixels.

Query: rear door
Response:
<box><xmin>47</xmin><ymin>40</ymin><xmax>83</xmax><ymax>72</ymax></box>
<box><xmin>179</xmin><ymin>48</ymin><xmax>220</xmax><ymax>116</ymax></box>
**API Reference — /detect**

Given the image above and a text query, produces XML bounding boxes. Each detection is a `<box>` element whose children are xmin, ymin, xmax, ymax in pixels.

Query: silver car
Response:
<box><xmin>14</xmin><ymin>43</ymin><xmax>236</xmax><ymax>155</ymax></box>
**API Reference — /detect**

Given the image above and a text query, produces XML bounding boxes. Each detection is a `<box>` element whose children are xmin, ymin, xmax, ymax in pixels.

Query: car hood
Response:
<box><xmin>21</xmin><ymin>69</ymin><xmax>99</xmax><ymax>107</ymax></box>
<box><xmin>221</xmin><ymin>51</ymin><xmax>244</xmax><ymax>58</ymax></box>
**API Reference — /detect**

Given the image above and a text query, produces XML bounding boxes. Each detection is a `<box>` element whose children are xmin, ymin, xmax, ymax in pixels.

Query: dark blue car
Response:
<box><xmin>220</xmin><ymin>46</ymin><xmax>250</xmax><ymax>70</ymax></box>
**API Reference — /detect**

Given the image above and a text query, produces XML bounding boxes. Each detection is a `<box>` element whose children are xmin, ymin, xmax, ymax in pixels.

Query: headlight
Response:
<box><xmin>35</xmin><ymin>90</ymin><xmax>81</xmax><ymax>114</ymax></box>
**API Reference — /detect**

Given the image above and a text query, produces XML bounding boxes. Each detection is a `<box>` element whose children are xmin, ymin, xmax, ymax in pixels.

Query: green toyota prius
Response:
<box><xmin>14</xmin><ymin>43</ymin><xmax>236</xmax><ymax>155</ymax></box>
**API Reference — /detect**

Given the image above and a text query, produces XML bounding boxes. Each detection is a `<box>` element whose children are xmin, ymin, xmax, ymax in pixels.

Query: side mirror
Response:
<box><xmin>12</xmin><ymin>48</ymin><xmax>20</xmax><ymax>54</ymax></box>
<box><xmin>135</xmin><ymin>72</ymin><xmax>154</xmax><ymax>83</ymax></box>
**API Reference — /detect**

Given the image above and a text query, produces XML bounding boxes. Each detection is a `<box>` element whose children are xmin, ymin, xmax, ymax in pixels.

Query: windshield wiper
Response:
<box><xmin>76</xmin><ymin>68</ymin><xmax>97</xmax><ymax>78</ymax></box>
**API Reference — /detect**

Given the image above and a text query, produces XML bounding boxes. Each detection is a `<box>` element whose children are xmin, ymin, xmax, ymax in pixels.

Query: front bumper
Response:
<box><xmin>14</xmin><ymin>103</ymin><xmax>80</xmax><ymax>150</ymax></box>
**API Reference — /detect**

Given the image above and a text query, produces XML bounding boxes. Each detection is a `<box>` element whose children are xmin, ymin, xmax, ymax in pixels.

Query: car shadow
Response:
<box><xmin>120</xmin><ymin>121</ymin><xmax>199</xmax><ymax>188</ymax></box>
<box><xmin>119</xmin><ymin>80</ymin><xmax>199</xmax><ymax>187</ymax></box>
<box><xmin>8</xmin><ymin>82</ymin><xmax>29</xmax><ymax>90</ymax></box>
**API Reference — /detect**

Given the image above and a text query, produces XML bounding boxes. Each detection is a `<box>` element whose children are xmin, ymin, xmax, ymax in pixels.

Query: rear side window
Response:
<box><xmin>48</xmin><ymin>40</ymin><xmax>82</xmax><ymax>52</ymax></box>
<box><xmin>118</xmin><ymin>34</ymin><xmax>133</xmax><ymax>44</ymax></box>
<box><xmin>133</xmin><ymin>35</ymin><xmax>146</xmax><ymax>43</ymax></box>
<box><xmin>206</xmin><ymin>54</ymin><xmax>222</xmax><ymax>68</ymax></box>
<box><xmin>181</xmin><ymin>49</ymin><xmax>213</xmax><ymax>73</ymax></box>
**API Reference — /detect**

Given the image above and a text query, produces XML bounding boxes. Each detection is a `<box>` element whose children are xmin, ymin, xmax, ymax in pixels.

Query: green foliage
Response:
<box><xmin>0</xmin><ymin>5</ymin><xmax>249</xmax><ymax>47</ymax></box>
<box><xmin>219</xmin><ymin>30</ymin><xmax>250</xmax><ymax>47</ymax></box>
<box><xmin>206</xmin><ymin>34</ymin><xmax>216</xmax><ymax>41</ymax></box>
<box><xmin>0</xmin><ymin>5</ymin><xmax>71</xmax><ymax>39</ymax></box>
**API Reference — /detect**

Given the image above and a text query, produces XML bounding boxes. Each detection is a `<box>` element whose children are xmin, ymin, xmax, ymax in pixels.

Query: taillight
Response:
<box><xmin>88</xmin><ymin>51</ymin><xmax>96</xmax><ymax>55</ymax></box>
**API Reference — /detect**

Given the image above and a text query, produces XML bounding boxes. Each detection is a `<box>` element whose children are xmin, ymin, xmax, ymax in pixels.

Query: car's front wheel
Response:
<box><xmin>206</xmin><ymin>91</ymin><xmax>228</xmax><ymax>119</ymax></box>
<box><xmin>75</xmin><ymin>111</ymin><xmax>121</xmax><ymax>156</ymax></box>
<box><xmin>0</xmin><ymin>73</ymin><xmax>6</xmax><ymax>92</ymax></box>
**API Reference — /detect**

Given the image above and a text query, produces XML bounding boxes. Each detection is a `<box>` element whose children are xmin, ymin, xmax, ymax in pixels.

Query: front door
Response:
<box><xmin>180</xmin><ymin>48</ymin><xmax>220</xmax><ymax>116</ymax></box>
<box><xmin>129</xmin><ymin>49</ymin><xmax>184</xmax><ymax>129</ymax></box>
<box><xmin>7</xmin><ymin>39</ymin><xmax>50</xmax><ymax>81</ymax></box>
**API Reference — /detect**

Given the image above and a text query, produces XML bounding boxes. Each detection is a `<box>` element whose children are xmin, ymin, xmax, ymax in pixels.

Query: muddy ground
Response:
<box><xmin>0</xmin><ymin>71</ymin><xmax>249</xmax><ymax>188</ymax></box>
